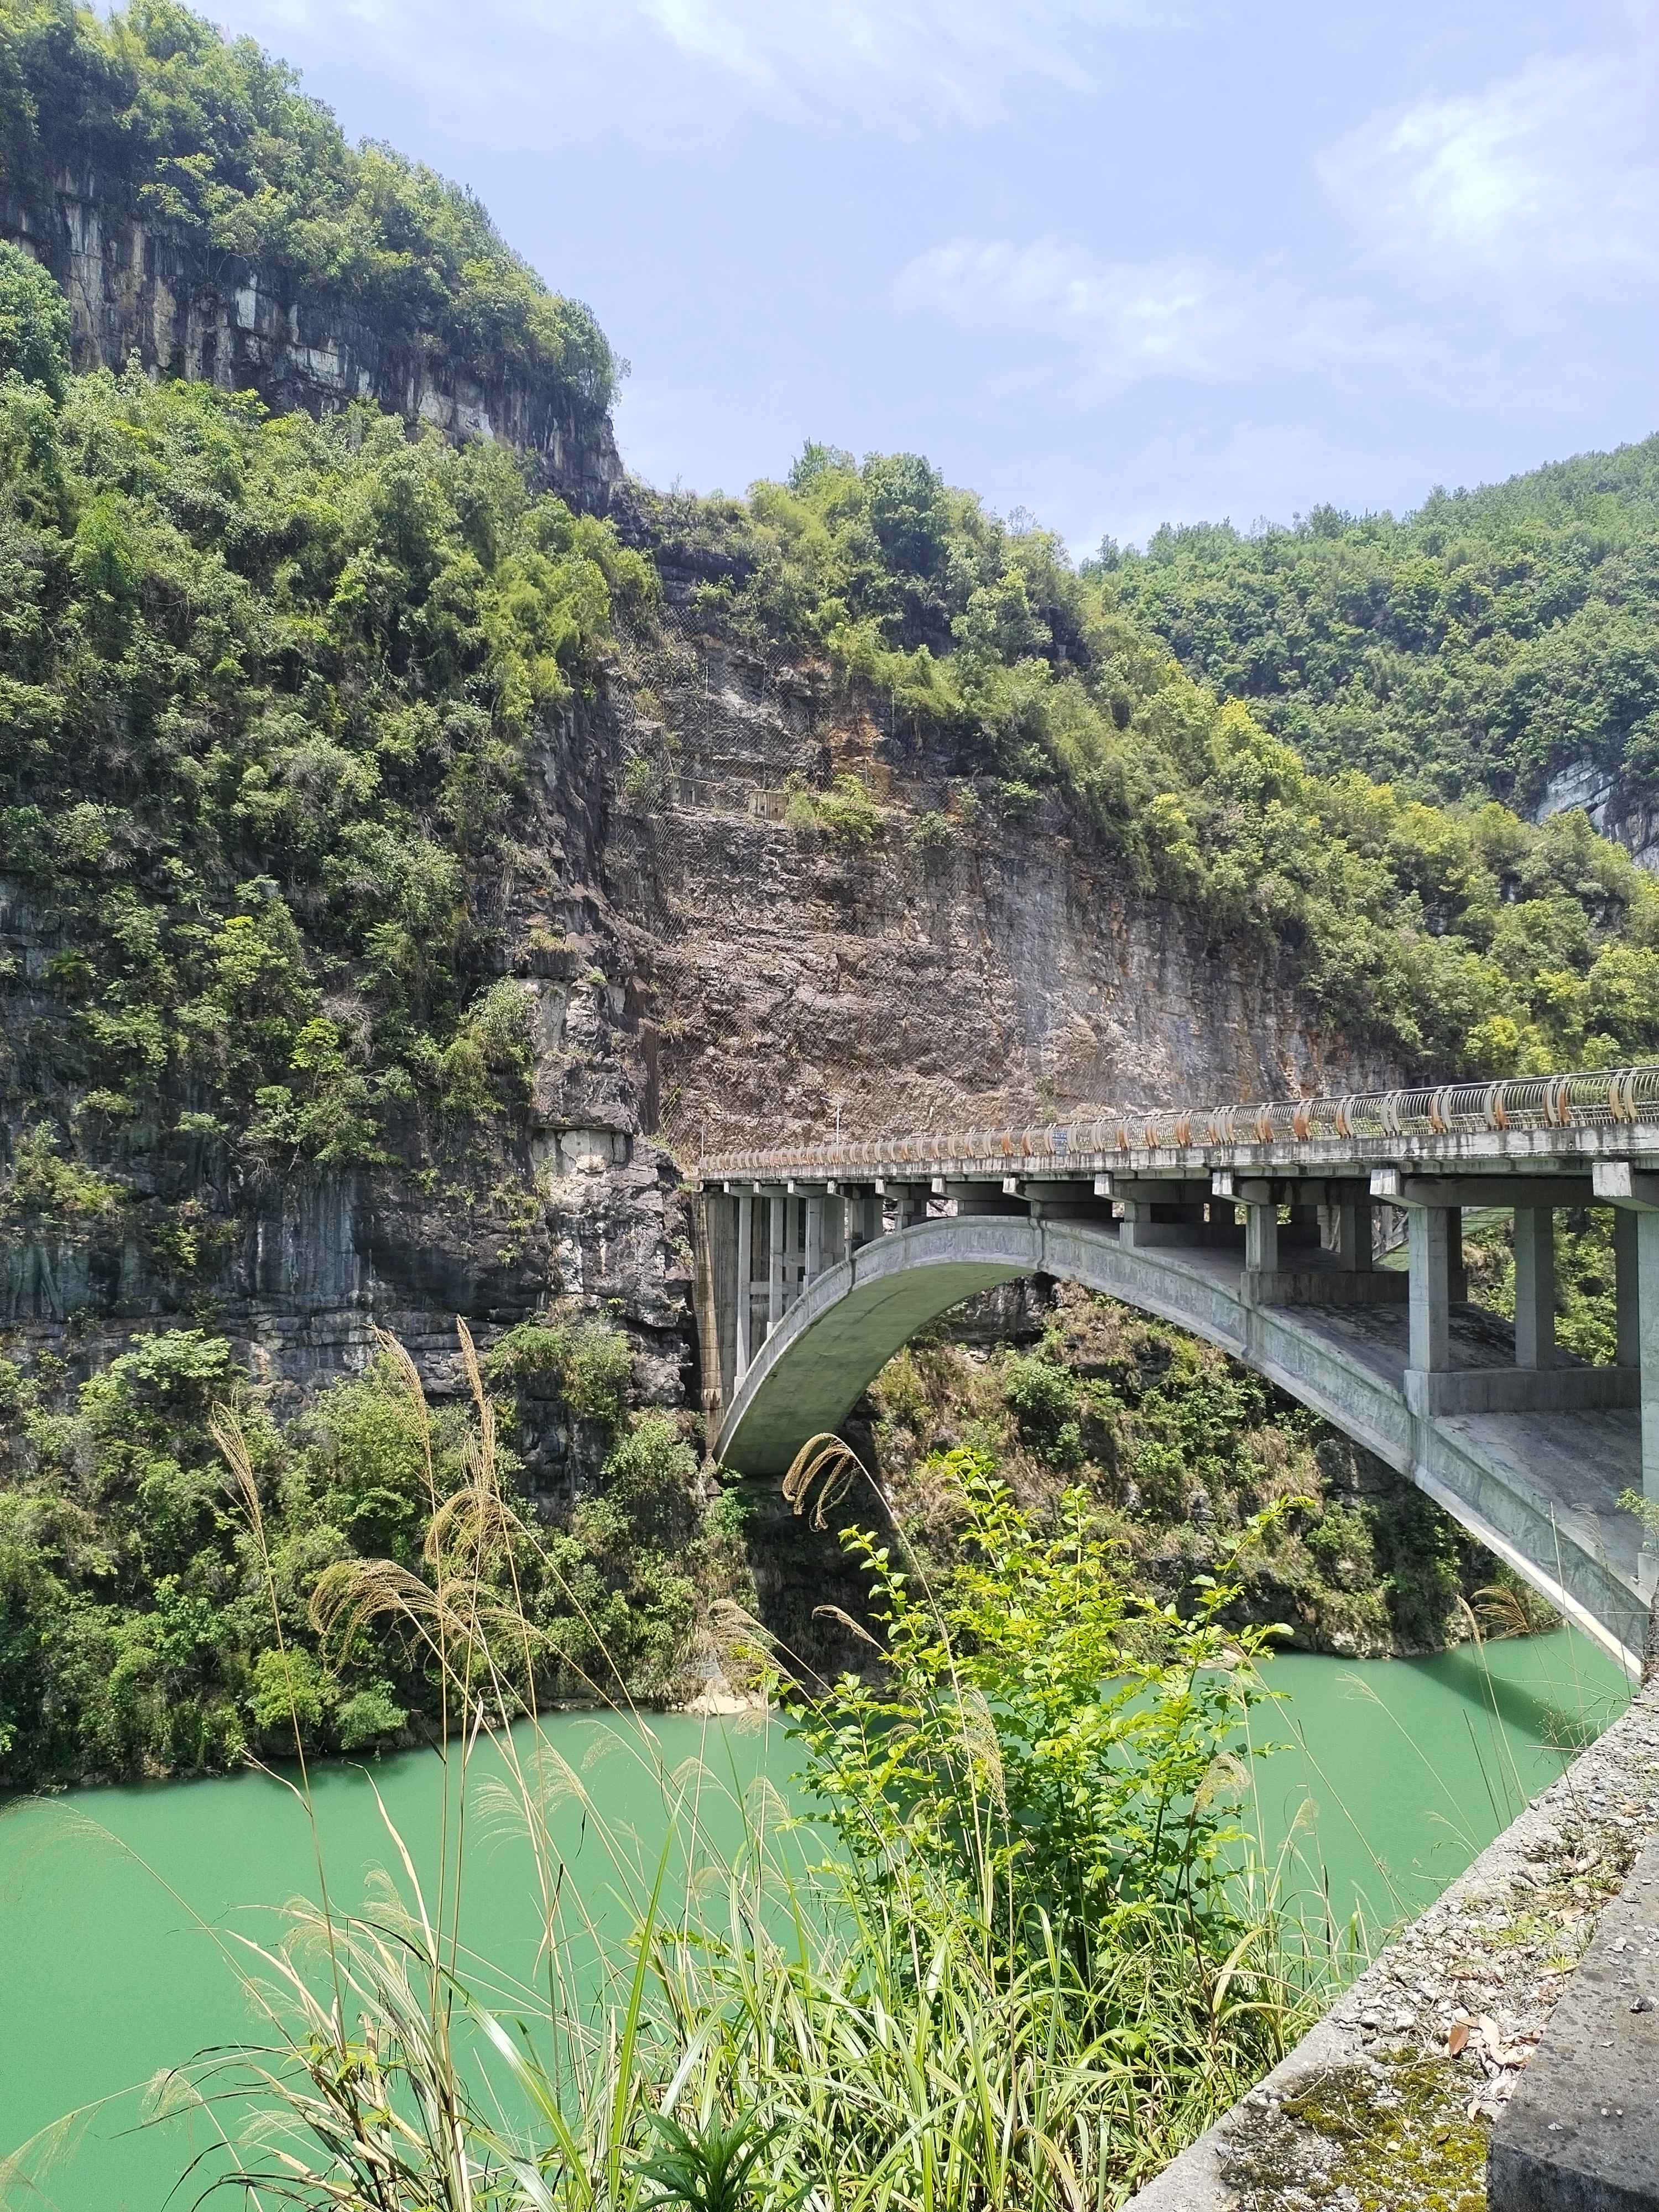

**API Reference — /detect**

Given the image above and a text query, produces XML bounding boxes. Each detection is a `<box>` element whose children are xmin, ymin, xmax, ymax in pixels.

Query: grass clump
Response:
<box><xmin>69</xmin><ymin>1352</ymin><xmax>1338</xmax><ymax>2212</ymax></box>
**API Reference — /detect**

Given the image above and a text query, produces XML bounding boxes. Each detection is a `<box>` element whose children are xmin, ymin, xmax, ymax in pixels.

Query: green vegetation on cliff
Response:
<box><xmin>0</xmin><ymin>242</ymin><xmax>650</xmax><ymax>1266</ymax></box>
<box><xmin>864</xmin><ymin>1285</ymin><xmax>1511</xmax><ymax>1662</ymax></box>
<box><xmin>1110</xmin><ymin>436</ymin><xmax>1659</xmax><ymax>811</ymax></box>
<box><xmin>0</xmin><ymin>0</ymin><xmax>620</xmax><ymax>409</ymax></box>
<box><xmin>649</xmin><ymin>447</ymin><xmax>1659</xmax><ymax>1078</ymax></box>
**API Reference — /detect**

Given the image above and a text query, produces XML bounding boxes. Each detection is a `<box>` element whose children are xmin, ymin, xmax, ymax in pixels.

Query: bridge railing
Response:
<box><xmin>698</xmin><ymin>1065</ymin><xmax>1659</xmax><ymax>1181</ymax></box>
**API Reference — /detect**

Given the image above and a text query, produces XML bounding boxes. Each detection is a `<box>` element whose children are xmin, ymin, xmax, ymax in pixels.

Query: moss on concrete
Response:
<box><xmin>1222</xmin><ymin>2051</ymin><xmax>1489</xmax><ymax>2211</ymax></box>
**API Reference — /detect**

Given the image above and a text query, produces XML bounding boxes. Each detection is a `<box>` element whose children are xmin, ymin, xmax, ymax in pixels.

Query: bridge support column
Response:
<box><xmin>1243</xmin><ymin>1198</ymin><xmax>1277</xmax><ymax>1274</ymax></box>
<box><xmin>1336</xmin><ymin>1196</ymin><xmax>1374</xmax><ymax>1272</ymax></box>
<box><xmin>1514</xmin><ymin>1207</ymin><xmax>1556</xmax><ymax>1370</ymax></box>
<box><xmin>692</xmin><ymin>1191</ymin><xmax>739</xmax><ymax>1427</ymax></box>
<box><xmin>1408</xmin><ymin>1203</ymin><xmax>1453</xmax><ymax>1374</ymax></box>
<box><xmin>734</xmin><ymin>1193</ymin><xmax>753</xmax><ymax>1380</ymax></box>
<box><xmin>767</xmin><ymin>1196</ymin><xmax>785</xmax><ymax>1334</ymax></box>
<box><xmin>805</xmin><ymin>1193</ymin><xmax>824</xmax><ymax>1283</ymax></box>
<box><xmin>846</xmin><ymin>1191</ymin><xmax>881</xmax><ymax>1250</ymax></box>
<box><xmin>1618</xmin><ymin>1207</ymin><xmax>1640</xmax><ymax>1369</ymax></box>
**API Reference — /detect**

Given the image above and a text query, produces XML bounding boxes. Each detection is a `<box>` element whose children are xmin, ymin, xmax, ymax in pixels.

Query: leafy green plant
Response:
<box><xmin>789</xmin><ymin>1445</ymin><xmax>1300</xmax><ymax>1976</ymax></box>
<box><xmin>813</xmin><ymin>771</ymin><xmax>881</xmax><ymax>848</ymax></box>
<box><xmin>634</xmin><ymin>2110</ymin><xmax>784</xmax><ymax>2212</ymax></box>
<box><xmin>0</xmin><ymin>1308</ymin><xmax>709</xmax><ymax>1782</ymax></box>
<box><xmin>89</xmin><ymin>1349</ymin><xmax>1334</xmax><ymax>2212</ymax></box>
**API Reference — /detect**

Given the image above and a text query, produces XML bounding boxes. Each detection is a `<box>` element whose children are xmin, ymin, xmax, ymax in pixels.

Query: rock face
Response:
<box><xmin>0</xmin><ymin>172</ymin><xmax>623</xmax><ymax>513</ymax></box>
<box><xmin>607</xmin><ymin>607</ymin><xmax>1401</xmax><ymax>1166</ymax></box>
<box><xmin>1536</xmin><ymin>757</ymin><xmax>1659</xmax><ymax>873</ymax></box>
<box><xmin>0</xmin><ymin>582</ymin><xmax>1405</xmax><ymax>1426</ymax></box>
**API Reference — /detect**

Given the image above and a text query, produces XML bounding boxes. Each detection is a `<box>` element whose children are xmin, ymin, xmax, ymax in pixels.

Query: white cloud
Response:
<box><xmin>900</xmin><ymin>242</ymin><xmax>1243</xmax><ymax>380</ymax></box>
<box><xmin>232</xmin><ymin>0</ymin><xmax>1182</xmax><ymax>123</ymax></box>
<box><xmin>1326</xmin><ymin>53</ymin><xmax>1659</xmax><ymax>280</ymax></box>
<box><xmin>897</xmin><ymin>239</ymin><xmax>1418</xmax><ymax>387</ymax></box>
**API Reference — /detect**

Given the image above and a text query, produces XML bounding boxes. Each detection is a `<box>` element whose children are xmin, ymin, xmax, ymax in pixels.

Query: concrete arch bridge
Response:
<box><xmin>690</xmin><ymin>1070</ymin><xmax>1659</xmax><ymax>1676</ymax></box>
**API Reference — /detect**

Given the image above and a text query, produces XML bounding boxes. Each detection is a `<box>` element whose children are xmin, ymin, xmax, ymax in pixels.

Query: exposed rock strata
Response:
<box><xmin>1536</xmin><ymin>757</ymin><xmax>1659</xmax><ymax>873</ymax></box>
<box><xmin>1</xmin><ymin>591</ymin><xmax>1405</xmax><ymax>1423</ymax></box>
<box><xmin>0</xmin><ymin>174</ymin><xmax>621</xmax><ymax>512</ymax></box>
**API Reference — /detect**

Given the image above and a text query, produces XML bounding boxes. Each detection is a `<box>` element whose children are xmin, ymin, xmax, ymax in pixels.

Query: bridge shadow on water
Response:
<box><xmin>1252</xmin><ymin>1630</ymin><xmax>1631</xmax><ymax>1927</ymax></box>
<box><xmin>1392</xmin><ymin>1640</ymin><xmax>1611</xmax><ymax>1758</ymax></box>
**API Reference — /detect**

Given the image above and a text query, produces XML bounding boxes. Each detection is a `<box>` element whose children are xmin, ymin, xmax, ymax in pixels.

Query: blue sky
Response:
<box><xmin>216</xmin><ymin>0</ymin><xmax>1659</xmax><ymax>554</ymax></box>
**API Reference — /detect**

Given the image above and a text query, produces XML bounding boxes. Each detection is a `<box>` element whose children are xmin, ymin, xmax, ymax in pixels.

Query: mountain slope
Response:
<box><xmin>1112</xmin><ymin>435</ymin><xmax>1659</xmax><ymax>853</ymax></box>
<box><xmin>0</xmin><ymin>0</ymin><xmax>622</xmax><ymax>503</ymax></box>
<box><xmin>0</xmin><ymin>3</ymin><xmax>1653</xmax><ymax>1780</ymax></box>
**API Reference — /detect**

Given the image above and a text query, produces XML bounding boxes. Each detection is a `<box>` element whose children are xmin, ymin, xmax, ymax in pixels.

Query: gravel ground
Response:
<box><xmin>1128</xmin><ymin>1678</ymin><xmax>1659</xmax><ymax>2211</ymax></box>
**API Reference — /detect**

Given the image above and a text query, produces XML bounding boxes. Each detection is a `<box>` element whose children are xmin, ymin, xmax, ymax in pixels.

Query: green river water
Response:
<box><xmin>0</xmin><ymin>1627</ymin><xmax>1631</xmax><ymax>2208</ymax></box>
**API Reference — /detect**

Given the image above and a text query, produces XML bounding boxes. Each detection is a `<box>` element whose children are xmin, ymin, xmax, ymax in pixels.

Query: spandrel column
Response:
<box><xmin>767</xmin><ymin>1194</ymin><xmax>785</xmax><ymax>1334</ymax></box>
<box><xmin>1513</xmin><ymin>1207</ymin><xmax>1556</xmax><ymax>1370</ymax></box>
<box><xmin>734</xmin><ymin>1192</ymin><xmax>753</xmax><ymax>1379</ymax></box>
<box><xmin>1407</xmin><ymin>1204</ymin><xmax>1453</xmax><ymax>1376</ymax></box>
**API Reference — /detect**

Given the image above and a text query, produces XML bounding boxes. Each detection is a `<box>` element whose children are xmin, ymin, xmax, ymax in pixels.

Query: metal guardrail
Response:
<box><xmin>699</xmin><ymin>1066</ymin><xmax>1659</xmax><ymax>1182</ymax></box>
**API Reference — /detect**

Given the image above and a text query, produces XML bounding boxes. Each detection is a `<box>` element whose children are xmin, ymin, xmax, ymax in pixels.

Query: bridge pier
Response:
<box><xmin>1514</xmin><ymin>1206</ymin><xmax>1556</xmax><ymax>1370</ymax></box>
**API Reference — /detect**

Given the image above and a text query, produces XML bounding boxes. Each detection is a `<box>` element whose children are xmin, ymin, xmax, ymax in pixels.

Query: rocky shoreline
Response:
<box><xmin>1128</xmin><ymin>1677</ymin><xmax>1659</xmax><ymax>2210</ymax></box>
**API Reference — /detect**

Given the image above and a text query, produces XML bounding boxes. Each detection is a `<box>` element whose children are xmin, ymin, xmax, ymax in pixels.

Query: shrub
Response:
<box><xmin>335</xmin><ymin>1684</ymin><xmax>409</xmax><ymax>1749</ymax></box>
<box><xmin>0</xmin><ymin>241</ymin><xmax>70</xmax><ymax>398</ymax></box>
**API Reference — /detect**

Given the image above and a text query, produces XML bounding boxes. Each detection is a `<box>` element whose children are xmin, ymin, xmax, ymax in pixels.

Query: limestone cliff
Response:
<box><xmin>0</xmin><ymin>561</ymin><xmax>1406</xmax><ymax>1443</ymax></box>
<box><xmin>0</xmin><ymin>170</ymin><xmax>622</xmax><ymax>512</ymax></box>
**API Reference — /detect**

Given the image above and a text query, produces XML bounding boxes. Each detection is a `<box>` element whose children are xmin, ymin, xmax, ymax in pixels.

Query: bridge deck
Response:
<box><xmin>697</xmin><ymin>1201</ymin><xmax>1652</xmax><ymax>1668</ymax></box>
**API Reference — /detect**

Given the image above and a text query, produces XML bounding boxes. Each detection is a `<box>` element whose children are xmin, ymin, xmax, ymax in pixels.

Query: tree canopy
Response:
<box><xmin>0</xmin><ymin>0</ymin><xmax>620</xmax><ymax>409</ymax></box>
<box><xmin>0</xmin><ymin>272</ymin><xmax>651</xmax><ymax>1248</ymax></box>
<box><xmin>1108</xmin><ymin>437</ymin><xmax>1659</xmax><ymax>812</ymax></box>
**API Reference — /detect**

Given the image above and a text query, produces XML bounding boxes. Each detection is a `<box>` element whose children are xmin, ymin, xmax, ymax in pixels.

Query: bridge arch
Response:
<box><xmin>714</xmin><ymin>1215</ymin><xmax>1649</xmax><ymax>1674</ymax></box>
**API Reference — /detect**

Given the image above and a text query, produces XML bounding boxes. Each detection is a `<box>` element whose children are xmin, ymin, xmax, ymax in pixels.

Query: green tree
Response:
<box><xmin>0</xmin><ymin>239</ymin><xmax>70</xmax><ymax>395</ymax></box>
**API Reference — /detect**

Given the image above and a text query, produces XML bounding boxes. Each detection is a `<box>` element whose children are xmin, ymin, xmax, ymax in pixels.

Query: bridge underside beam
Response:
<box><xmin>718</xmin><ymin>1250</ymin><xmax>1032</xmax><ymax>1477</ymax></box>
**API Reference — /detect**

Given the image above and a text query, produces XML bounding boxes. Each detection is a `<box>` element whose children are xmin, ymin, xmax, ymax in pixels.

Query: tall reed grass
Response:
<box><xmin>156</xmin><ymin>1328</ymin><xmax>1337</xmax><ymax>2209</ymax></box>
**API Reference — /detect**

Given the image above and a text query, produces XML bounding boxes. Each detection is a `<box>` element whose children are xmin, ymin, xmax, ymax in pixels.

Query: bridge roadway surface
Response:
<box><xmin>693</xmin><ymin>1070</ymin><xmax>1659</xmax><ymax>1675</ymax></box>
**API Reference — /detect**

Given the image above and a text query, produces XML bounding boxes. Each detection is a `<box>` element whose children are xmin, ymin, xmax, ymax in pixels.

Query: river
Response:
<box><xmin>0</xmin><ymin>1627</ymin><xmax>1630</xmax><ymax>2208</ymax></box>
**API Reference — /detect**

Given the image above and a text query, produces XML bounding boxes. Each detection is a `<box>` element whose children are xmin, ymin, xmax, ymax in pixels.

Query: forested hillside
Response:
<box><xmin>640</xmin><ymin>448</ymin><xmax>1659</xmax><ymax>1079</ymax></box>
<box><xmin>1112</xmin><ymin>438</ymin><xmax>1659</xmax><ymax>821</ymax></box>
<box><xmin>2</xmin><ymin>0</ymin><xmax>1656</xmax><ymax>1783</ymax></box>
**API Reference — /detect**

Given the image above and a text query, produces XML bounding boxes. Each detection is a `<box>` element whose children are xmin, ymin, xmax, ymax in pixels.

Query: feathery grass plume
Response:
<box><xmin>780</xmin><ymin>1433</ymin><xmax>869</xmax><ymax>1529</ymax></box>
<box><xmin>137</xmin><ymin>1333</ymin><xmax>1342</xmax><ymax>2209</ymax></box>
